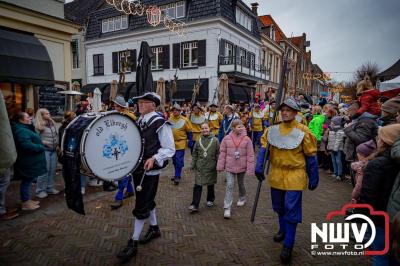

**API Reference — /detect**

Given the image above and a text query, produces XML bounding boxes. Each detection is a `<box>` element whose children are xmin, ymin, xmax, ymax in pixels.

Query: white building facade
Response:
<box><xmin>83</xmin><ymin>0</ymin><xmax>267</xmax><ymax>104</ymax></box>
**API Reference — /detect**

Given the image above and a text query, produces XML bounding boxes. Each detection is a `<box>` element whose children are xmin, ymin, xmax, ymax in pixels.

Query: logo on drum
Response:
<box><xmin>103</xmin><ymin>133</ymin><xmax>128</xmax><ymax>160</ymax></box>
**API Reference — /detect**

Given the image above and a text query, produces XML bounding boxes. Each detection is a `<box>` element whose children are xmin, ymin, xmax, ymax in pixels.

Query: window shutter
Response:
<box><xmin>112</xmin><ymin>52</ymin><xmax>118</xmax><ymax>73</ymax></box>
<box><xmin>173</xmin><ymin>43</ymin><xmax>180</xmax><ymax>68</ymax></box>
<box><xmin>198</xmin><ymin>39</ymin><xmax>206</xmax><ymax>67</ymax></box>
<box><xmin>219</xmin><ymin>39</ymin><xmax>225</xmax><ymax>56</ymax></box>
<box><xmin>130</xmin><ymin>49</ymin><xmax>137</xmax><ymax>72</ymax></box>
<box><xmin>163</xmin><ymin>45</ymin><xmax>170</xmax><ymax>69</ymax></box>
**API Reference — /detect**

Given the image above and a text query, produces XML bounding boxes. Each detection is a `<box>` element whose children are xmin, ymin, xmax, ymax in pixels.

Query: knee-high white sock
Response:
<box><xmin>132</xmin><ymin>218</ymin><xmax>145</xmax><ymax>241</ymax></box>
<box><xmin>149</xmin><ymin>208</ymin><xmax>157</xmax><ymax>226</ymax></box>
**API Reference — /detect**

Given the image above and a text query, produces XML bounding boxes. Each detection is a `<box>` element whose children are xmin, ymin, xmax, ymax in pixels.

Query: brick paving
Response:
<box><xmin>0</xmin><ymin>152</ymin><xmax>369</xmax><ymax>265</ymax></box>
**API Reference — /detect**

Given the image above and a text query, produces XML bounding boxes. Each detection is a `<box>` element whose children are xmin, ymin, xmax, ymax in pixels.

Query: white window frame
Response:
<box><xmin>176</xmin><ymin>1</ymin><xmax>185</xmax><ymax>18</ymax></box>
<box><xmin>102</xmin><ymin>15</ymin><xmax>128</xmax><ymax>33</ymax></box>
<box><xmin>119</xmin><ymin>50</ymin><xmax>131</xmax><ymax>73</ymax></box>
<box><xmin>151</xmin><ymin>46</ymin><xmax>164</xmax><ymax>70</ymax></box>
<box><xmin>182</xmin><ymin>42</ymin><xmax>198</xmax><ymax>68</ymax></box>
<box><xmin>72</xmin><ymin>39</ymin><xmax>79</xmax><ymax>69</ymax></box>
<box><xmin>161</xmin><ymin>1</ymin><xmax>186</xmax><ymax>19</ymax></box>
<box><xmin>235</xmin><ymin>8</ymin><xmax>252</xmax><ymax>31</ymax></box>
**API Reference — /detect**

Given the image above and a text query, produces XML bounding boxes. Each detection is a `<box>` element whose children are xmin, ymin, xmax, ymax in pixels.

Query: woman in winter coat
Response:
<box><xmin>387</xmin><ymin>137</ymin><xmax>400</xmax><ymax>264</ymax></box>
<box><xmin>358</xmin><ymin>124</ymin><xmax>400</xmax><ymax>265</ymax></box>
<box><xmin>217</xmin><ymin>119</ymin><xmax>254</xmax><ymax>219</ymax></box>
<box><xmin>326</xmin><ymin>116</ymin><xmax>346</xmax><ymax>180</ymax></box>
<box><xmin>35</xmin><ymin>108</ymin><xmax>59</xmax><ymax>198</ymax></box>
<box><xmin>189</xmin><ymin>123</ymin><xmax>220</xmax><ymax>213</ymax></box>
<box><xmin>11</xmin><ymin>112</ymin><xmax>47</xmax><ymax>211</ymax></box>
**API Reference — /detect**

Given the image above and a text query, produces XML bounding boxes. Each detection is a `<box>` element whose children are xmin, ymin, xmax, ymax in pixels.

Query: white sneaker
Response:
<box><xmin>206</xmin><ymin>201</ymin><xmax>214</xmax><ymax>207</ymax></box>
<box><xmin>47</xmin><ymin>188</ymin><xmax>60</xmax><ymax>195</ymax></box>
<box><xmin>331</xmin><ymin>174</ymin><xmax>337</xmax><ymax>178</ymax></box>
<box><xmin>36</xmin><ymin>191</ymin><xmax>48</xmax><ymax>199</ymax></box>
<box><xmin>188</xmin><ymin>205</ymin><xmax>195</xmax><ymax>210</ymax></box>
<box><xmin>237</xmin><ymin>199</ymin><xmax>246</xmax><ymax>207</ymax></box>
<box><xmin>81</xmin><ymin>187</ymin><xmax>86</xmax><ymax>195</ymax></box>
<box><xmin>224</xmin><ymin>209</ymin><xmax>231</xmax><ymax>219</ymax></box>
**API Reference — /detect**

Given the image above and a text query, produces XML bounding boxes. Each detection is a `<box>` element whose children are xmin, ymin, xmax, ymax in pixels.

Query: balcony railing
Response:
<box><xmin>218</xmin><ymin>55</ymin><xmax>268</xmax><ymax>80</ymax></box>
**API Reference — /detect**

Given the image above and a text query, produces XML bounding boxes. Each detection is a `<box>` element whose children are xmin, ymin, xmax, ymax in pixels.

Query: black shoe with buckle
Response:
<box><xmin>117</xmin><ymin>239</ymin><xmax>138</xmax><ymax>263</ymax></box>
<box><xmin>280</xmin><ymin>245</ymin><xmax>293</xmax><ymax>264</ymax></box>
<box><xmin>273</xmin><ymin>231</ymin><xmax>285</xmax><ymax>242</ymax></box>
<box><xmin>139</xmin><ymin>225</ymin><xmax>161</xmax><ymax>244</ymax></box>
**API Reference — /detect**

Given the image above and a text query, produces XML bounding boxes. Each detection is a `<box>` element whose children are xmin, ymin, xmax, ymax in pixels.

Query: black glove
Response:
<box><xmin>255</xmin><ymin>171</ymin><xmax>265</xmax><ymax>182</ymax></box>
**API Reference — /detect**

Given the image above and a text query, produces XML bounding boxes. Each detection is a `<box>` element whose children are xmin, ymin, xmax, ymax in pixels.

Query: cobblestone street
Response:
<box><xmin>0</xmin><ymin>153</ymin><xmax>369</xmax><ymax>265</ymax></box>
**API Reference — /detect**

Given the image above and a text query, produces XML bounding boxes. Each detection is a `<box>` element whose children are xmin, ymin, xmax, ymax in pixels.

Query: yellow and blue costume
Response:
<box><xmin>255</xmin><ymin>98</ymin><xmax>319</xmax><ymax>262</ymax></box>
<box><xmin>206</xmin><ymin>111</ymin><xmax>223</xmax><ymax>136</ymax></box>
<box><xmin>189</xmin><ymin>112</ymin><xmax>206</xmax><ymax>152</ymax></box>
<box><xmin>249</xmin><ymin>108</ymin><xmax>268</xmax><ymax>148</ymax></box>
<box><xmin>169</xmin><ymin>113</ymin><xmax>192</xmax><ymax>182</ymax></box>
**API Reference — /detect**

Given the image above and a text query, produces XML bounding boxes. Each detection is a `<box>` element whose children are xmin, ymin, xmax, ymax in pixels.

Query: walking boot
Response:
<box><xmin>279</xmin><ymin>246</ymin><xmax>293</xmax><ymax>264</ymax></box>
<box><xmin>110</xmin><ymin>200</ymin><xmax>123</xmax><ymax>210</ymax></box>
<box><xmin>117</xmin><ymin>239</ymin><xmax>138</xmax><ymax>263</ymax></box>
<box><xmin>139</xmin><ymin>225</ymin><xmax>161</xmax><ymax>244</ymax></box>
<box><xmin>273</xmin><ymin>231</ymin><xmax>286</xmax><ymax>242</ymax></box>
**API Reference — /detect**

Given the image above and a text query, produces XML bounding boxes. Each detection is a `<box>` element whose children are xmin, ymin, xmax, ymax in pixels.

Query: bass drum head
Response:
<box><xmin>81</xmin><ymin>112</ymin><xmax>143</xmax><ymax>182</ymax></box>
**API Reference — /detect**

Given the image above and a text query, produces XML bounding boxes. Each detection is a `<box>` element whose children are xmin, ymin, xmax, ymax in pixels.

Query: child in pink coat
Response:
<box><xmin>351</xmin><ymin>140</ymin><xmax>376</xmax><ymax>203</ymax></box>
<box><xmin>217</xmin><ymin>119</ymin><xmax>254</xmax><ymax>219</ymax></box>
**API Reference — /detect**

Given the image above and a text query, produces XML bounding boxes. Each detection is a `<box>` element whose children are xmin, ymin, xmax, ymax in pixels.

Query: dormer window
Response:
<box><xmin>160</xmin><ymin>1</ymin><xmax>186</xmax><ymax>19</ymax></box>
<box><xmin>269</xmin><ymin>26</ymin><xmax>276</xmax><ymax>41</ymax></box>
<box><xmin>102</xmin><ymin>15</ymin><xmax>128</xmax><ymax>33</ymax></box>
<box><xmin>235</xmin><ymin>8</ymin><xmax>252</xmax><ymax>31</ymax></box>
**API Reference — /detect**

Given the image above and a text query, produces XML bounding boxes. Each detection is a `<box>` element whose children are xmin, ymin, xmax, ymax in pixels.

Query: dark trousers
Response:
<box><xmin>191</xmin><ymin>184</ymin><xmax>215</xmax><ymax>208</ymax></box>
<box><xmin>132</xmin><ymin>172</ymin><xmax>159</xmax><ymax>220</ymax></box>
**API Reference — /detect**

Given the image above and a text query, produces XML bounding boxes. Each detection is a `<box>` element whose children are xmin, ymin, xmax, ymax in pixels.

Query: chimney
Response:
<box><xmin>251</xmin><ymin>2</ymin><xmax>259</xmax><ymax>15</ymax></box>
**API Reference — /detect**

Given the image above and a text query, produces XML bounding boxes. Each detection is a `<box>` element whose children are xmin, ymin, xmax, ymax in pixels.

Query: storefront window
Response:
<box><xmin>1</xmin><ymin>83</ymin><xmax>23</xmax><ymax>119</ymax></box>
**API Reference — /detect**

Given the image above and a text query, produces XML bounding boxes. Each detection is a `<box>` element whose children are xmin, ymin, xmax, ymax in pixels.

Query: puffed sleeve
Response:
<box><xmin>260</xmin><ymin>128</ymin><xmax>269</xmax><ymax>148</ymax></box>
<box><xmin>302</xmin><ymin>127</ymin><xmax>317</xmax><ymax>156</ymax></box>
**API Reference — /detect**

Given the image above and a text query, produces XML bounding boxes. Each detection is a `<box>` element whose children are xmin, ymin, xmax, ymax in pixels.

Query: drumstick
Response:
<box><xmin>136</xmin><ymin>170</ymin><xmax>147</xmax><ymax>192</ymax></box>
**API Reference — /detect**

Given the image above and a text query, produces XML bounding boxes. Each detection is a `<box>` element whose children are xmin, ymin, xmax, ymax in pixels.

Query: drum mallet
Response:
<box><xmin>136</xmin><ymin>170</ymin><xmax>147</xmax><ymax>192</ymax></box>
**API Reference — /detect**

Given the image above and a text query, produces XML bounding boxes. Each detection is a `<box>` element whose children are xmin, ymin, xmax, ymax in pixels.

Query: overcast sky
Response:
<box><xmin>243</xmin><ymin>0</ymin><xmax>400</xmax><ymax>82</ymax></box>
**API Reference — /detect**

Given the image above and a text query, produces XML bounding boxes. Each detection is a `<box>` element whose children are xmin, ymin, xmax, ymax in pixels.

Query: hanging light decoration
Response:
<box><xmin>146</xmin><ymin>6</ymin><xmax>161</xmax><ymax>27</ymax></box>
<box><xmin>107</xmin><ymin>0</ymin><xmax>186</xmax><ymax>36</ymax></box>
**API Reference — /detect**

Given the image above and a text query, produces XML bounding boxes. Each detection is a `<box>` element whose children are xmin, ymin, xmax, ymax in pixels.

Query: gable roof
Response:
<box><xmin>64</xmin><ymin>0</ymin><xmax>106</xmax><ymax>25</ymax></box>
<box><xmin>288</xmin><ymin>36</ymin><xmax>302</xmax><ymax>48</ymax></box>
<box><xmin>85</xmin><ymin>0</ymin><xmax>261</xmax><ymax>41</ymax></box>
<box><xmin>258</xmin><ymin>15</ymin><xmax>286</xmax><ymax>42</ymax></box>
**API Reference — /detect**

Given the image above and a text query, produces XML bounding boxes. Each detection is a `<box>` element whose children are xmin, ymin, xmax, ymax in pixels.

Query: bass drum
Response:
<box><xmin>62</xmin><ymin>111</ymin><xmax>144</xmax><ymax>182</ymax></box>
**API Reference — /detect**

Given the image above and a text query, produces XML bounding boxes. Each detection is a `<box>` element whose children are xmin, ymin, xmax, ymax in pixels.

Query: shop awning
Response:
<box><xmin>229</xmin><ymin>84</ymin><xmax>253</xmax><ymax>103</ymax></box>
<box><xmin>0</xmin><ymin>28</ymin><xmax>54</xmax><ymax>85</ymax></box>
<box><xmin>167</xmin><ymin>79</ymin><xmax>209</xmax><ymax>102</ymax></box>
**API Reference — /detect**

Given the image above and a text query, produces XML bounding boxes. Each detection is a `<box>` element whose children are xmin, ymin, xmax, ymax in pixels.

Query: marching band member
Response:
<box><xmin>205</xmin><ymin>103</ymin><xmax>223</xmax><ymax>136</ymax></box>
<box><xmin>169</xmin><ymin>103</ymin><xmax>193</xmax><ymax>185</ymax></box>
<box><xmin>117</xmin><ymin>92</ymin><xmax>175</xmax><ymax>263</ymax></box>
<box><xmin>189</xmin><ymin>103</ymin><xmax>206</xmax><ymax>153</ymax></box>
<box><xmin>218</xmin><ymin>105</ymin><xmax>239</xmax><ymax>142</ymax></box>
<box><xmin>249</xmin><ymin>103</ymin><xmax>268</xmax><ymax>148</ymax></box>
<box><xmin>110</xmin><ymin>96</ymin><xmax>137</xmax><ymax>210</ymax></box>
<box><xmin>255</xmin><ymin>98</ymin><xmax>319</xmax><ymax>264</ymax></box>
